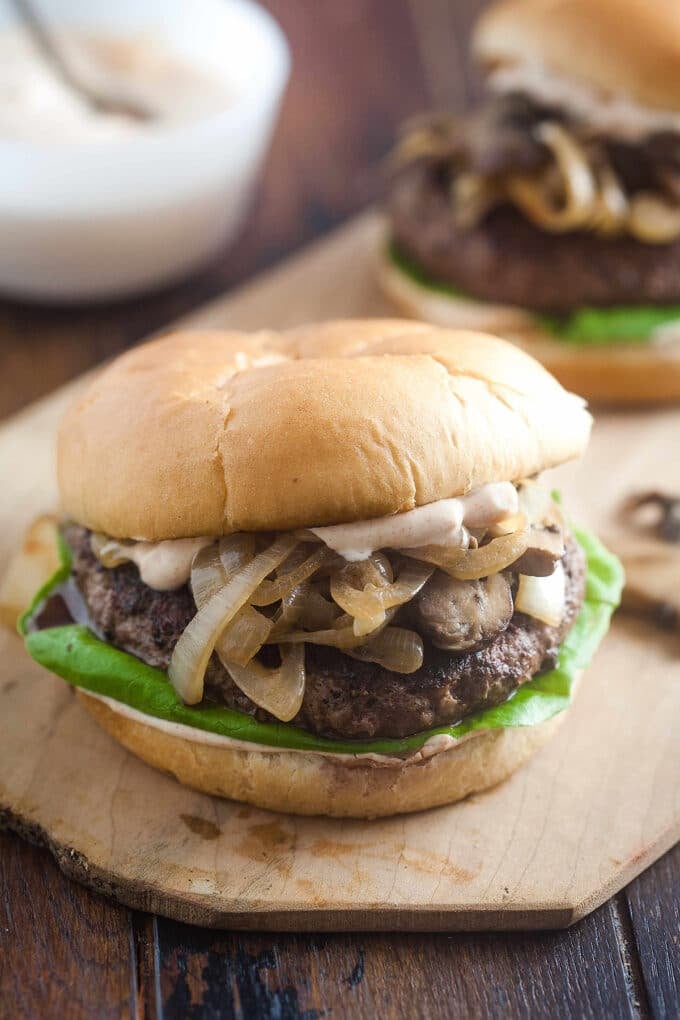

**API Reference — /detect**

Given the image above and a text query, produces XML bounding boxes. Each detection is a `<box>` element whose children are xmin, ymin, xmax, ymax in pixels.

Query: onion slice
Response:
<box><xmin>90</xmin><ymin>533</ymin><xmax>132</xmax><ymax>568</ymax></box>
<box><xmin>219</xmin><ymin>534</ymin><xmax>256</xmax><ymax>579</ymax></box>
<box><xmin>347</xmin><ymin>626</ymin><xmax>424</xmax><ymax>673</ymax></box>
<box><xmin>507</xmin><ymin>122</ymin><xmax>595</xmax><ymax>233</ymax></box>
<box><xmin>190</xmin><ymin>544</ymin><xmax>227</xmax><ymax>608</ymax></box>
<box><xmin>168</xmin><ymin>535</ymin><xmax>297</xmax><ymax>704</ymax></box>
<box><xmin>628</xmin><ymin>192</ymin><xmax>680</xmax><ymax>244</ymax></box>
<box><xmin>216</xmin><ymin>604</ymin><xmax>272</xmax><ymax>667</ymax></box>
<box><xmin>223</xmin><ymin>644</ymin><xmax>305</xmax><ymax>722</ymax></box>
<box><xmin>251</xmin><ymin>547</ymin><xmax>333</xmax><ymax>606</ymax></box>
<box><xmin>269</xmin><ymin>583</ymin><xmax>341</xmax><ymax>637</ymax></box>
<box><xmin>331</xmin><ymin>558</ymin><xmax>433</xmax><ymax>637</ymax></box>
<box><xmin>592</xmin><ymin>163</ymin><xmax>628</xmax><ymax>235</ymax></box>
<box><xmin>405</xmin><ymin>529</ymin><xmax>530</xmax><ymax>580</ymax></box>
<box><xmin>274</xmin><ymin>609</ymin><xmax>397</xmax><ymax>650</ymax></box>
<box><xmin>515</xmin><ymin>563</ymin><xmax>565</xmax><ymax>627</ymax></box>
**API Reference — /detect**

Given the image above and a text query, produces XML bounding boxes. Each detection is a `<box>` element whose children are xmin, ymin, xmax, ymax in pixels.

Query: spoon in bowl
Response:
<box><xmin>9</xmin><ymin>0</ymin><xmax>154</xmax><ymax>122</ymax></box>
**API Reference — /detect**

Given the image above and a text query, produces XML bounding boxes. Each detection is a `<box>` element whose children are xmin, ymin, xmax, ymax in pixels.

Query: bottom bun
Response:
<box><xmin>378</xmin><ymin>252</ymin><xmax>680</xmax><ymax>405</ymax></box>
<box><xmin>77</xmin><ymin>688</ymin><xmax>573</xmax><ymax>818</ymax></box>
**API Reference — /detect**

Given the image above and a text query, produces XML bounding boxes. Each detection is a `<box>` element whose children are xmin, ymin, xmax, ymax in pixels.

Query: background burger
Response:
<box><xmin>380</xmin><ymin>0</ymin><xmax>680</xmax><ymax>403</ymax></box>
<box><xmin>19</xmin><ymin>320</ymin><xmax>622</xmax><ymax>817</ymax></box>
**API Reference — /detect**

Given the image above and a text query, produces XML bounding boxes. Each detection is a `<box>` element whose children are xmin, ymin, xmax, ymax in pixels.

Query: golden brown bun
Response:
<box><xmin>58</xmin><ymin>320</ymin><xmax>590</xmax><ymax>540</ymax></box>
<box><xmin>474</xmin><ymin>0</ymin><xmax>680</xmax><ymax>112</ymax></box>
<box><xmin>379</xmin><ymin>254</ymin><xmax>680</xmax><ymax>405</ymax></box>
<box><xmin>78</xmin><ymin>691</ymin><xmax>568</xmax><ymax>818</ymax></box>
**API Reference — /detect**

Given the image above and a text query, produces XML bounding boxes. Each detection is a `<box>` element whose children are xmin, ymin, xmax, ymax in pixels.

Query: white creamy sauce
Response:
<box><xmin>310</xmin><ymin>482</ymin><xmax>519</xmax><ymax>561</ymax></box>
<box><xmin>82</xmin><ymin>691</ymin><xmax>479</xmax><ymax>767</ymax></box>
<box><xmin>490</xmin><ymin>63</ymin><xmax>680</xmax><ymax>142</ymax></box>
<box><xmin>120</xmin><ymin>537</ymin><xmax>212</xmax><ymax>591</ymax></box>
<box><xmin>94</xmin><ymin>483</ymin><xmax>519</xmax><ymax>588</ymax></box>
<box><xmin>0</xmin><ymin>31</ymin><xmax>228</xmax><ymax>143</ymax></box>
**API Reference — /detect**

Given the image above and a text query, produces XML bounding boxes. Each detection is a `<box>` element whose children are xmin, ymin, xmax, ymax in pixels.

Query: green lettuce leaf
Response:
<box><xmin>17</xmin><ymin>527</ymin><xmax>72</xmax><ymax>636</ymax></box>
<box><xmin>21</xmin><ymin>522</ymin><xmax>623</xmax><ymax>756</ymax></box>
<box><xmin>538</xmin><ymin>306</ymin><xmax>680</xmax><ymax>344</ymax></box>
<box><xmin>388</xmin><ymin>242</ymin><xmax>680</xmax><ymax>347</ymax></box>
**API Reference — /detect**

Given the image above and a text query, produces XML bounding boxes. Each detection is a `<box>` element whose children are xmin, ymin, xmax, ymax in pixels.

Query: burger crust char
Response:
<box><xmin>389</xmin><ymin>165</ymin><xmax>680</xmax><ymax>313</ymax></box>
<box><xmin>64</xmin><ymin>525</ymin><xmax>586</xmax><ymax>741</ymax></box>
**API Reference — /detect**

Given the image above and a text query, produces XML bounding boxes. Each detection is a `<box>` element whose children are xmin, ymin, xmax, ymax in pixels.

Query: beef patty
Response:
<box><xmin>388</xmin><ymin>163</ymin><xmax>680</xmax><ymax>313</ymax></box>
<box><xmin>62</xmin><ymin>525</ymin><xmax>586</xmax><ymax>741</ymax></box>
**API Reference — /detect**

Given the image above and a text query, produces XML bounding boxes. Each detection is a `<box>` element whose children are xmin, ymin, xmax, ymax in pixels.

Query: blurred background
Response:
<box><xmin>0</xmin><ymin>0</ymin><xmax>487</xmax><ymax>419</ymax></box>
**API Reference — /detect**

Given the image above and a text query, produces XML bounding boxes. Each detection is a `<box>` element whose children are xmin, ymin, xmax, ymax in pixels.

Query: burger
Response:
<box><xmin>19</xmin><ymin>321</ymin><xmax>622</xmax><ymax>817</ymax></box>
<box><xmin>380</xmin><ymin>0</ymin><xmax>680</xmax><ymax>403</ymax></box>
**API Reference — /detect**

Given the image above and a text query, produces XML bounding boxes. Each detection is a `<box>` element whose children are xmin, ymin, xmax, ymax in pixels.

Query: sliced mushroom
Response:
<box><xmin>413</xmin><ymin>570</ymin><xmax>513</xmax><ymax>651</ymax></box>
<box><xmin>511</xmin><ymin>482</ymin><xmax>565</xmax><ymax>576</ymax></box>
<box><xmin>624</xmin><ymin>491</ymin><xmax>680</xmax><ymax>543</ymax></box>
<box><xmin>511</xmin><ymin>525</ymin><xmax>564</xmax><ymax>576</ymax></box>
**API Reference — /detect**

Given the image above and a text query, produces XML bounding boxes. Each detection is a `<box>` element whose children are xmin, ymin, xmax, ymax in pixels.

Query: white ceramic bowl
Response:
<box><xmin>0</xmin><ymin>0</ymin><xmax>290</xmax><ymax>302</ymax></box>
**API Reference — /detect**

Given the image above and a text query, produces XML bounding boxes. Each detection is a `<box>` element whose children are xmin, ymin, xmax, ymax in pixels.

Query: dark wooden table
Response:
<box><xmin>1</xmin><ymin>3</ymin><xmax>678</xmax><ymax>1016</ymax></box>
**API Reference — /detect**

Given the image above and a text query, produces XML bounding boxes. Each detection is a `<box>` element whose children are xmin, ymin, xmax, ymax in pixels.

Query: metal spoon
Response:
<box><xmin>9</xmin><ymin>0</ymin><xmax>154</xmax><ymax>122</ymax></box>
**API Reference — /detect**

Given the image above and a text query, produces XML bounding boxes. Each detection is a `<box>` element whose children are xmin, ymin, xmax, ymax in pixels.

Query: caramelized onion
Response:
<box><xmin>224</xmin><ymin>644</ymin><xmax>305</xmax><ymax>721</ymax></box>
<box><xmin>190</xmin><ymin>543</ymin><xmax>226</xmax><ymax>608</ymax></box>
<box><xmin>406</xmin><ymin>529</ymin><xmax>530</xmax><ymax>580</ymax></box>
<box><xmin>296</xmin><ymin>587</ymin><xmax>341</xmax><ymax>629</ymax></box>
<box><xmin>347</xmin><ymin>626</ymin><xmax>424</xmax><ymax>673</ymax></box>
<box><xmin>436</xmin><ymin>108</ymin><xmax>680</xmax><ymax>244</ymax></box>
<box><xmin>453</xmin><ymin>172</ymin><xmax>501</xmax><ymax>229</ymax></box>
<box><xmin>628</xmin><ymin>192</ymin><xmax>680</xmax><ymax>243</ymax></box>
<box><xmin>251</xmin><ymin>547</ymin><xmax>333</xmax><ymax>606</ymax></box>
<box><xmin>219</xmin><ymin>534</ymin><xmax>256</xmax><ymax>579</ymax></box>
<box><xmin>270</xmin><ymin>583</ymin><xmax>341</xmax><ymax>637</ymax></box>
<box><xmin>331</xmin><ymin>558</ymin><xmax>434</xmax><ymax>637</ymax></box>
<box><xmin>216</xmin><ymin>605</ymin><xmax>272</xmax><ymax>667</ymax></box>
<box><xmin>274</xmin><ymin>603</ymin><xmax>397</xmax><ymax>649</ymax></box>
<box><xmin>274</xmin><ymin>617</ymin><xmax>375</xmax><ymax>650</ymax></box>
<box><xmin>507</xmin><ymin>122</ymin><xmax>595</xmax><ymax>233</ymax></box>
<box><xmin>487</xmin><ymin>512</ymin><xmax>528</xmax><ymax>538</ymax></box>
<box><xmin>168</xmin><ymin>536</ymin><xmax>297</xmax><ymax>705</ymax></box>
<box><xmin>592</xmin><ymin>163</ymin><xmax>628</xmax><ymax>234</ymax></box>
<box><xmin>90</xmin><ymin>533</ymin><xmax>133</xmax><ymax>568</ymax></box>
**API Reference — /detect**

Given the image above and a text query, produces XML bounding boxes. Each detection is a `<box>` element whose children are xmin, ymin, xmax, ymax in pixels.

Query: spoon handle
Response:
<box><xmin>7</xmin><ymin>0</ymin><xmax>153</xmax><ymax>122</ymax></box>
<box><xmin>9</xmin><ymin>0</ymin><xmax>94</xmax><ymax>102</ymax></box>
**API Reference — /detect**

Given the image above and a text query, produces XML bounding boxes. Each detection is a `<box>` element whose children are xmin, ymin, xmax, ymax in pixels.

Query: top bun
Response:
<box><xmin>474</xmin><ymin>0</ymin><xmax>680</xmax><ymax>112</ymax></box>
<box><xmin>58</xmin><ymin>320</ymin><xmax>591</xmax><ymax>540</ymax></box>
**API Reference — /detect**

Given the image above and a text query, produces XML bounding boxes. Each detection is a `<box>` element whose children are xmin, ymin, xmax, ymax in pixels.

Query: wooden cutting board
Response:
<box><xmin>0</xmin><ymin>211</ymin><xmax>678</xmax><ymax>931</ymax></box>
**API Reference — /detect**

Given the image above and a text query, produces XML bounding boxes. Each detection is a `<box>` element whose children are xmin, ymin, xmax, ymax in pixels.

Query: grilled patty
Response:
<box><xmin>62</xmin><ymin>525</ymin><xmax>586</xmax><ymax>741</ymax></box>
<box><xmin>388</xmin><ymin>161</ymin><xmax>680</xmax><ymax>314</ymax></box>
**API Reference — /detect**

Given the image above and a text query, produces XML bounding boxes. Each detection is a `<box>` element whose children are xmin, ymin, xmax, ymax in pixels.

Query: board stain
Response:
<box><xmin>179</xmin><ymin>814</ymin><xmax>222</xmax><ymax>841</ymax></box>
<box><xmin>292</xmin><ymin>877</ymin><xmax>326</xmax><ymax>907</ymax></box>
<box><xmin>309</xmin><ymin>838</ymin><xmax>475</xmax><ymax>881</ymax></box>
<box><xmin>235</xmin><ymin>822</ymin><xmax>295</xmax><ymax>865</ymax></box>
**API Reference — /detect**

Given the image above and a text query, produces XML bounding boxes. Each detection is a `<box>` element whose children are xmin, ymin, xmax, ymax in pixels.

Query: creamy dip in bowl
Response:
<box><xmin>0</xmin><ymin>0</ymin><xmax>289</xmax><ymax>301</ymax></box>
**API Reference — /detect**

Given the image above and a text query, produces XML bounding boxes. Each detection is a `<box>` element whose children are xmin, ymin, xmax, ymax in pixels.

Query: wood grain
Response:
<box><xmin>624</xmin><ymin>843</ymin><xmax>680</xmax><ymax>1018</ymax></box>
<box><xmin>153</xmin><ymin>900</ymin><xmax>640</xmax><ymax>1019</ymax></box>
<box><xmin>1</xmin><ymin>214</ymin><xmax>678</xmax><ymax>935</ymax></box>
<box><xmin>0</xmin><ymin>831</ymin><xmax>136</xmax><ymax>1019</ymax></box>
